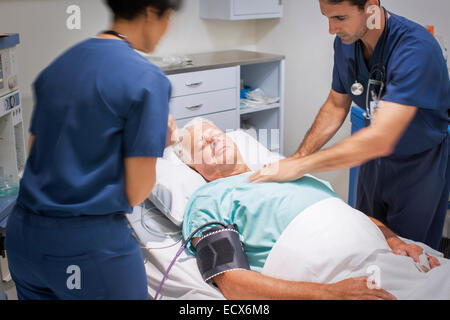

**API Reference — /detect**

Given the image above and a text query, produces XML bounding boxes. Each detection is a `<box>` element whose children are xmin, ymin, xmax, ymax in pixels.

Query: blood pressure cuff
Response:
<box><xmin>195</xmin><ymin>224</ymin><xmax>250</xmax><ymax>282</ymax></box>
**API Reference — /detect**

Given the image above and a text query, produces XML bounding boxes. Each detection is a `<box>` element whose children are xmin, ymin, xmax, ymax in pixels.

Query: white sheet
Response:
<box><xmin>128</xmin><ymin>204</ymin><xmax>224</xmax><ymax>300</ymax></box>
<box><xmin>262</xmin><ymin>198</ymin><xmax>450</xmax><ymax>300</ymax></box>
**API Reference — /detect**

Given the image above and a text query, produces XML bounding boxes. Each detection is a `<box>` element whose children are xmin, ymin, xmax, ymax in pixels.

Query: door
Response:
<box><xmin>233</xmin><ymin>0</ymin><xmax>282</xmax><ymax>16</ymax></box>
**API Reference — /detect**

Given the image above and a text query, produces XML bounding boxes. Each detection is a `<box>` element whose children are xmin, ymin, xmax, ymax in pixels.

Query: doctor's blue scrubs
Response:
<box><xmin>332</xmin><ymin>11</ymin><xmax>450</xmax><ymax>250</ymax></box>
<box><xmin>5</xmin><ymin>38</ymin><xmax>171</xmax><ymax>299</ymax></box>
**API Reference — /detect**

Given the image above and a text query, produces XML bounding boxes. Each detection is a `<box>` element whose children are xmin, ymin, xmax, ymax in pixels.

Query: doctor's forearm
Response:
<box><xmin>293</xmin><ymin>102</ymin><xmax>418</xmax><ymax>175</ymax></box>
<box><xmin>296</xmin><ymin>92</ymin><xmax>351</xmax><ymax>157</ymax></box>
<box><xmin>369</xmin><ymin>217</ymin><xmax>404</xmax><ymax>248</ymax></box>
<box><xmin>294</xmin><ymin>127</ymin><xmax>391</xmax><ymax>175</ymax></box>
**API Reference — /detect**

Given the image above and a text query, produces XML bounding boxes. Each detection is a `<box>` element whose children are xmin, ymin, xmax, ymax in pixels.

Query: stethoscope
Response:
<box><xmin>351</xmin><ymin>7</ymin><xmax>389</xmax><ymax>120</ymax></box>
<box><xmin>99</xmin><ymin>30</ymin><xmax>131</xmax><ymax>46</ymax></box>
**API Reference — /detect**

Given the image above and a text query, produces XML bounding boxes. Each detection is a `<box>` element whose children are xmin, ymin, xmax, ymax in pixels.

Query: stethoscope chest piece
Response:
<box><xmin>351</xmin><ymin>81</ymin><xmax>364</xmax><ymax>96</ymax></box>
<box><xmin>351</xmin><ymin>7</ymin><xmax>389</xmax><ymax>119</ymax></box>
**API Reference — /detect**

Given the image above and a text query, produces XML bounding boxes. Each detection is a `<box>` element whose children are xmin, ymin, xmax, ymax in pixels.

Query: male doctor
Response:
<box><xmin>249</xmin><ymin>0</ymin><xmax>450</xmax><ymax>250</ymax></box>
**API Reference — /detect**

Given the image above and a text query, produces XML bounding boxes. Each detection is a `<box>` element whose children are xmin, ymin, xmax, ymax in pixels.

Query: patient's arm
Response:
<box><xmin>215</xmin><ymin>269</ymin><xmax>325</xmax><ymax>300</ymax></box>
<box><xmin>214</xmin><ymin>269</ymin><xmax>396</xmax><ymax>300</ymax></box>
<box><xmin>369</xmin><ymin>217</ymin><xmax>440</xmax><ymax>269</ymax></box>
<box><xmin>368</xmin><ymin>217</ymin><xmax>401</xmax><ymax>248</ymax></box>
<box><xmin>191</xmin><ymin>238</ymin><xmax>396</xmax><ymax>300</ymax></box>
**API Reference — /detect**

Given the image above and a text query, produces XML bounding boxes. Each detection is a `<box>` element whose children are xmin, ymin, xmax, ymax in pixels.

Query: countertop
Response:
<box><xmin>159</xmin><ymin>50</ymin><xmax>285</xmax><ymax>75</ymax></box>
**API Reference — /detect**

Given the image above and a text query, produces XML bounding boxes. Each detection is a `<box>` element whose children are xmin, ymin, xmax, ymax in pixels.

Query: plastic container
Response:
<box><xmin>240</xmin><ymin>86</ymin><xmax>252</xmax><ymax>99</ymax></box>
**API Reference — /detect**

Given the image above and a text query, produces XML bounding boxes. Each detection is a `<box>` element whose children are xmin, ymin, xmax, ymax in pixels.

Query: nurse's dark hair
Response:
<box><xmin>105</xmin><ymin>0</ymin><xmax>183</xmax><ymax>20</ymax></box>
<box><xmin>325</xmin><ymin>0</ymin><xmax>380</xmax><ymax>11</ymax></box>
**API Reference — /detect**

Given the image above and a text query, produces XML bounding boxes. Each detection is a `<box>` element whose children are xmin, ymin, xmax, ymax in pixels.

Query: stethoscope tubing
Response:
<box><xmin>352</xmin><ymin>7</ymin><xmax>389</xmax><ymax>120</ymax></box>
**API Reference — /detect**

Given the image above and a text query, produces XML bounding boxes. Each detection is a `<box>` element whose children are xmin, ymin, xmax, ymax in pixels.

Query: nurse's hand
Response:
<box><xmin>391</xmin><ymin>241</ymin><xmax>441</xmax><ymax>270</ymax></box>
<box><xmin>165</xmin><ymin>115</ymin><xmax>179</xmax><ymax>148</ymax></box>
<box><xmin>248</xmin><ymin>157</ymin><xmax>305</xmax><ymax>183</ymax></box>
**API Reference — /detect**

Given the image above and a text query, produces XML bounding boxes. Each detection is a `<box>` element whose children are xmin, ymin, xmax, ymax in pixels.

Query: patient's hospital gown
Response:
<box><xmin>182</xmin><ymin>173</ymin><xmax>338</xmax><ymax>272</ymax></box>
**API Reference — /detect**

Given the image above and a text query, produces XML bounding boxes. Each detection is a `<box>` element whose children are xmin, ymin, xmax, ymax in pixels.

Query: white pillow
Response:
<box><xmin>227</xmin><ymin>129</ymin><xmax>284</xmax><ymax>171</ymax></box>
<box><xmin>148</xmin><ymin>131</ymin><xmax>283</xmax><ymax>227</ymax></box>
<box><xmin>148</xmin><ymin>147</ymin><xmax>207</xmax><ymax>227</ymax></box>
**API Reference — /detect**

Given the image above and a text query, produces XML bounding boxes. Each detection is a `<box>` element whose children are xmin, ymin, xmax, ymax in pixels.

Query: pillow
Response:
<box><xmin>227</xmin><ymin>129</ymin><xmax>284</xmax><ymax>171</ymax></box>
<box><xmin>148</xmin><ymin>146</ymin><xmax>207</xmax><ymax>227</ymax></box>
<box><xmin>148</xmin><ymin>131</ymin><xmax>283</xmax><ymax>227</ymax></box>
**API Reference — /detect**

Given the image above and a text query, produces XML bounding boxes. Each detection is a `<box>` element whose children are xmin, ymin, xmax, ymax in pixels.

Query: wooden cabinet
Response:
<box><xmin>200</xmin><ymin>0</ymin><xmax>283</xmax><ymax>21</ymax></box>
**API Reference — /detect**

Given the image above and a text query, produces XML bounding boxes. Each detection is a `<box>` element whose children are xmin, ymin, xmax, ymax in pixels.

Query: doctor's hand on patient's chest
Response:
<box><xmin>248</xmin><ymin>157</ymin><xmax>305</xmax><ymax>183</ymax></box>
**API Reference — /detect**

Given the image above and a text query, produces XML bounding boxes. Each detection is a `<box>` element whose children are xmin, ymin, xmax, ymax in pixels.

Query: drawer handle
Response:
<box><xmin>186</xmin><ymin>104</ymin><xmax>203</xmax><ymax>111</ymax></box>
<box><xmin>185</xmin><ymin>81</ymin><xmax>203</xmax><ymax>87</ymax></box>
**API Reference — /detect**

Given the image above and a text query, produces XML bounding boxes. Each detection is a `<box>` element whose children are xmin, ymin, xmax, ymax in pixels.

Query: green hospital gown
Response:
<box><xmin>182</xmin><ymin>172</ymin><xmax>338</xmax><ymax>272</ymax></box>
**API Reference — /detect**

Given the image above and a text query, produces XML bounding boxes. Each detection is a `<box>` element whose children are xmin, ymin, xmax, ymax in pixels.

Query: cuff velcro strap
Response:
<box><xmin>195</xmin><ymin>225</ymin><xmax>250</xmax><ymax>282</ymax></box>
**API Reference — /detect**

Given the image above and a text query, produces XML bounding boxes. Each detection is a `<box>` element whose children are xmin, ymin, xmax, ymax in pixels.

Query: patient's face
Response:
<box><xmin>182</xmin><ymin>122</ymin><xmax>247</xmax><ymax>181</ymax></box>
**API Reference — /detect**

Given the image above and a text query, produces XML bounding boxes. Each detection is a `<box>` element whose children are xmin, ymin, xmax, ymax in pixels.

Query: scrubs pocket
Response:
<box><xmin>42</xmin><ymin>253</ymin><xmax>106</xmax><ymax>300</ymax></box>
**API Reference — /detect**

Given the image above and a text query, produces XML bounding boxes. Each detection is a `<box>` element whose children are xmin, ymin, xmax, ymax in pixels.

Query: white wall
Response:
<box><xmin>254</xmin><ymin>0</ymin><xmax>450</xmax><ymax>200</ymax></box>
<box><xmin>383</xmin><ymin>0</ymin><xmax>450</xmax><ymax>49</ymax></box>
<box><xmin>255</xmin><ymin>0</ymin><xmax>349</xmax><ymax>199</ymax></box>
<box><xmin>1</xmin><ymin>0</ymin><xmax>448</xmax><ymax>201</ymax></box>
<box><xmin>0</xmin><ymin>0</ymin><xmax>257</xmax><ymax>147</ymax></box>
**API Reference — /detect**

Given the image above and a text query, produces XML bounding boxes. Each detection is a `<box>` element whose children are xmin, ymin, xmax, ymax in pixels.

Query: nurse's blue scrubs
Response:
<box><xmin>5</xmin><ymin>38</ymin><xmax>171</xmax><ymax>299</ymax></box>
<box><xmin>332</xmin><ymin>11</ymin><xmax>450</xmax><ymax>250</ymax></box>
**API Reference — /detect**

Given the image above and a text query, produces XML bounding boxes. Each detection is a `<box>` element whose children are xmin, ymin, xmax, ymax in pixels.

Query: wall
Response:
<box><xmin>255</xmin><ymin>0</ymin><xmax>348</xmax><ymax>199</ymax></box>
<box><xmin>254</xmin><ymin>0</ymin><xmax>450</xmax><ymax>200</ymax></box>
<box><xmin>0</xmin><ymin>0</ymin><xmax>448</xmax><ymax>201</ymax></box>
<box><xmin>0</xmin><ymin>0</ymin><xmax>257</xmax><ymax>148</ymax></box>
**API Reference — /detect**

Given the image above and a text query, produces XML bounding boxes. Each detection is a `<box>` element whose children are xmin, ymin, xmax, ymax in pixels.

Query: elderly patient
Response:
<box><xmin>168</xmin><ymin>117</ymin><xmax>440</xmax><ymax>300</ymax></box>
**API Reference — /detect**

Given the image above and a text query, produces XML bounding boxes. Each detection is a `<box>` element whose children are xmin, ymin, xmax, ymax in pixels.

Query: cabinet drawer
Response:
<box><xmin>170</xmin><ymin>88</ymin><xmax>237</xmax><ymax>120</ymax></box>
<box><xmin>176</xmin><ymin>109</ymin><xmax>238</xmax><ymax>132</ymax></box>
<box><xmin>168</xmin><ymin>67</ymin><xmax>238</xmax><ymax>97</ymax></box>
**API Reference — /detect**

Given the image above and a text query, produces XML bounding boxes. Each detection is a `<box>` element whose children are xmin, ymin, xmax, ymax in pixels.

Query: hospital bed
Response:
<box><xmin>127</xmin><ymin>129</ymin><xmax>450</xmax><ymax>300</ymax></box>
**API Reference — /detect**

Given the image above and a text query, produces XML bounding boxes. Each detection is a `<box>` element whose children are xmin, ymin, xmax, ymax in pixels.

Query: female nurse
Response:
<box><xmin>5</xmin><ymin>0</ymin><xmax>182</xmax><ymax>299</ymax></box>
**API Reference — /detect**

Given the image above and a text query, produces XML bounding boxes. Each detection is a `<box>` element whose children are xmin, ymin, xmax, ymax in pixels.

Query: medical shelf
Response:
<box><xmin>161</xmin><ymin>50</ymin><xmax>285</xmax><ymax>76</ymax></box>
<box><xmin>240</xmin><ymin>103</ymin><xmax>280</xmax><ymax>115</ymax></box>
<box><xmin>161</xmin><ymin>50</ymin><xmax>285</xmax><ymax>155</ymax></box>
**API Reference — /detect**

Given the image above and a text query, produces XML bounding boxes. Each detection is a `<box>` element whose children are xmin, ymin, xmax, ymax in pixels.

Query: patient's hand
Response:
<box><xmin>391</xmin><ymin>241</ymin><xmax>441</xmax><ymax>269</ymax></box>
<box><xmin>326</xmin><ymin>277</ymin><xmax>397</xmax><ymax>300</ymax></box>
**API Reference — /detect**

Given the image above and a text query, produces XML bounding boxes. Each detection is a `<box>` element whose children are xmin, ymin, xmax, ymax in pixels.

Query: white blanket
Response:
<box><xmin>262</xmin><ymin>198</ymin><xmax>450</xmax><ymax>300</ymax></box>
<box><xmin>128</xmin><ymin>204</ymin><xmax>224</xmax><ymax>300</ymax></box>
<box><xmin>128</xmin><ymin>199</ymin><xmax>449</xmax><ymax>300</ymax></box>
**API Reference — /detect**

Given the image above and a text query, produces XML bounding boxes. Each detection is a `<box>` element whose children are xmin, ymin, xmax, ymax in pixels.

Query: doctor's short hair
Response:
<box><xmin>325</xmin><ymin>0</ymin><xmax>378</xmax><ymax>11</ymax></box>
<box><xmin>105</xmin><ymin>0</ymin><xmax>183</xmax><ymax>20</ymax></box>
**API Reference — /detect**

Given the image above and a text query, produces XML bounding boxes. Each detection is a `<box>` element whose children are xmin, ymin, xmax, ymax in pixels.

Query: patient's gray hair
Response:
<box><xmin>172</xmin><ymin>117</ymin><xmax>215</xmax><ymax>164</ymax></box>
